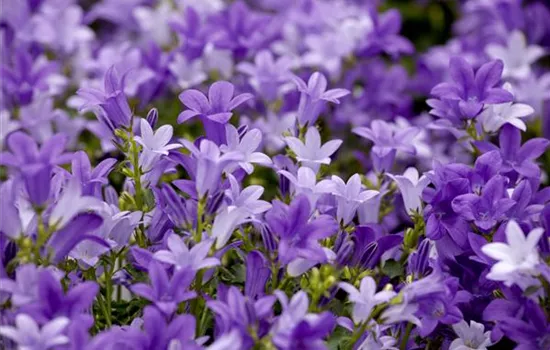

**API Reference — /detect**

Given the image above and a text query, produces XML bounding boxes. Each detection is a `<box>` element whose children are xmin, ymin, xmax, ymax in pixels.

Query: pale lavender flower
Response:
<box><xmin>284</xmin><ymin>127</ymin><xmax>342</xmax><ymax>173</ymax></box>
<box><xmin>0</xmin><ymin>264</ymin><xmax>40</xmax><ymax>306</ymax></box>
<box><xmin>0</xmin><ymin>110</ymin><xmax>19</xmax><ymax>150</ymax></box>
<box><xmin>49</xmin><ymin>178</ymin><xmax>104</xmax><ymax>229</ymax></box>
<box><xmin>154</xmin><ymin>234</ymin><xmax>219</xmax><ymax>271</ymax></box>
<box><xmin>0</xmin><ymin>314</ymin><xmax>69</xmax><ymax>349</ymax></box>
<box><xmin>379</xmin><ymin>297</ymin><xmax>421</xmax><ymax>326</ymax></box>
<box><xmin>481</xmin><ymin>220</ymin><xmax>543</xmax><ymax>286</ymax></box>
<box><xmin>278</xmin><ymin>166</ymin><xmax>334</xmax><ymax>209</ymax></box>
<box><xmin>292</xmin><ymin>72</ymin><xmax>349</xmax><ymax>125</ymax></box>
<box><xmin>225</xmin><ymin>174</ymin><xmax>272</xmax><ymax>215</ymax></box>
<box><xmin>30</xmin><ymin>3</ymin><xmax>94</xmax><ymax>55</ymax></box>
<box><xmin>181</xmin><ymin>138</ymin><xmax>243</xmax><ymax>198</ymax></box>
<box><xmin>135</xmin><ymin>118</ymin><xmax>181</xmax><ymax>172</ymax></box>
<box><xmin>168</xmin><ymin>54</ymin><xmax>207</xmax><ymax>90</ymax></box>
<box><xmin>326</xmin><ymin>174</ymin><xmax>379</xmax><ymax>225</ymax></box>
<box><xmin>339</xmin><ymin>276</ymin><xmax>396</xmax><ymax>324</ymax></box>
<box><xmin>387</xmin><ymin>168</ymin><xmax>431</xmax><ymax>215</ymax></box>
<box><xmin>211</xmin><ymin>206</ymin><xmax>249</xmax><ymax>249</ymax></box>
<box><xmin>479</xmin><ymin>83</ymin><xmax>534</xmax><ymax>132</ymax></box>
<box><xmin>220</xmin><ymin>124</ymin><xmax>272</xmax><ymax>174</ymax></box>
<box><xmin>450</xmin><ymin>320</ymin><xmax>492</xmax><ymax>350</ymax></box>
<box><xmin>237</xmin><ymin>50</ymin><xmax>295</xmax><ymax>101</ymax></box>
<box><xmin>486</xmin><ymin>30</ymin><xmax>546</xmax><ymax>80</ymax></box>
<box><xmin>514</xmin><ymin>72</ymin><xmax>550</xmax><ymax>116</ymax></box>
<box><xmin>133</xmin><ymin>0</ymin><xmax>174</xmax><ymax>46</ymax></box>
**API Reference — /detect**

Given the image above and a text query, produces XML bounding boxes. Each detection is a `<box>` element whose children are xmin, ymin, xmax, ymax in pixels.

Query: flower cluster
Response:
<box><xmin>1</xmin><ymin>0</ymin><xmax>550</xmax><ymax>349</ymax></box>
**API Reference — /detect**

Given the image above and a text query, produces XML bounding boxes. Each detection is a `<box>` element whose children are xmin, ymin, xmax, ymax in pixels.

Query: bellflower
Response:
<box><xmin>225</xmin><ymin>174</ymin><xmax>272</xmax><ymax>216</ymax></box>
<box><xmin>211</xmin><ymin>206</ymin><xmax>250</xmax><ymax>249</ymax></box>
<box><xmin>431</xmin><ymin>58</ymin><xmax>513</xmax><ymax>118</ymax></box>
<box><xmin>0</xmin><ymin>314</ymin><xmax>69</xmax><ymax>349</ymax></box>
<box><xmin>485</xmin><ymin>30</ymin><xmax>546</xmax><ymax>80</ymax></box>
<box><xmin>71</xmin><ymin>151</ymin><xmax>117</xmax><ymax>197</ymax></box>
<box><xmin>481</xmin><ymin>220</ymin><xmax>544</xmax><ymax>286</ymax></box>
<box><xmin>180</xmin><ymin>138</ymin><xmax>243</xmax><ymax>198</ymax></box>
<box><xmin>353</xmin><ymin>120</ymin><xmax>419</xmax><ymax>172</ymax></box>
<box><xmin>338</xmin><ymin>276</ymin><xmax>395</xmax><ymax>325</ymax></box>
<box><xmin>474</xmin><ymin>124</ymin><xmax>550</xmax><ymax>179</ymax></box>
<box><xmin>325</xmin><ymin>174</ymin><xmax>379</xmax><ymax>226</ymax></box>
<box><xmin>130</xmin><ymin>261</ymin><xmax>197</xmax><ymax>316</ymax></box>
<box><xmin>292</xmin><ymin>72</ymin><xmax>349</xmax><ymax>126</ymax></box>
<box><xmin>387</xmin><ymin>167</ymin><xmax>431</xmax><ymax>215</ymax></box>
<box><xmin>135</xmin><ymin>118</ymin><xmax>182</xmax><ymax>172</ymax></box>
<box><xmin>284</xmin><ymin>127</ymin><xmax>342</xmax><ymax>173</ymax></box>
<box><xmin>168</xmin><ymin>53</ymin><xmax>207</xmax><ymax>90</ymax></box>
<box><xmin>133</xmin><ymin>0</ymin><xmax>174</xmax><ymax>47</ymax></box>
<box><xmin>153</xmin><ymin>234</ymin><xmax>220</xmax><ymax>271</ymax></box>
<box><xmin>278</xmin><ymin>166</ymin><xmax>335</xmax><ymax>210</ymax></box>
<box><xmin>449</xmin><ymin>320</ymin><xmax>492</xmax><ymax>350</ymax></box>
<box><xmin>480</xmin><ymin>99</ymin><xmax>534</xmax><ymax>133</ymax></box>
<box><xmin>0</xmin><ymin>110</ymin><xmax>19</xmax><ymax>150</ymax></box>
<box><xmin>451</xmin><ymin>175</ymin><xmax>516</xmax><ymax>231</ymax></box>
<box><xmin>177</xmin><ymin>81</ymin><xmax>253</xmax><ymax>144</ymax></box>
<box><xmin>0</xmin><ymin>264</ymin><xmax>41</xmax><ymax>306</ymax></box>
<box><xmin>237</xmin><ymin>50</ymin><xmax>295</xmax><ymax>101</ymax></box>
<box><xmin>77</xmin><ymin>66</ymin><xmax>132</xmax><ymax>131</ymax></box>
<box><xmin>220</xmin><ymin>124</ymin><xmax>272</xmax><ymax>174</ymax></box>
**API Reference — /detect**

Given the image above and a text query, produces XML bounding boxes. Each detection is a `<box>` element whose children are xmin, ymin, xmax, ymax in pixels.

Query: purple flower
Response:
<box><xmin>71</xmin><ymin>151</ymin><xmax>116</xmax><ymax>197</ymax></box>
<box><xmin>265</xmin><ymin>195</ymin><xmax>338</xmax><ymax>273</ymax></box>
<box><xmin>387</xmin><ymin>167</ymin><xmax>431</xmax><ymax>215</ymax></box>
<box><xmin>177</xmin><ymin>81</ymin><xmax>253</xmax><ymax>144</ymax></box>
<box><xmin>431</xmin><ymin>57</ymin><xmax>513</xmax><ymax>118</ymax></box>
<box><xmin>338</xmin><ymin>276</ymin><xmax>395</xmax><ymax>324</ymax></box>
<box><xmin>284</xmin><ymin>127</ymin><xmax>342</xmax><ymax>173</ymax></box>
<box><xmin>237</xmin><ymin>50</ymin><xmax>295</xmax><ymax>101</ymax></box>
<box><xmin>77</xmin><ymin>66</ymin><xmax>133</xmax><ymax>131</ymax></box>
<box><xmin>450</xmin><ymin>320</ymin><xmax>492</xmax><ymax>350</ymax></box>
<box><xmin>207</xmin><ymin>285</ymin><xmax>275</xmax><ymax>348</ymax></box>
<box><xmin>292</xmin><ymin>72</ymin><xmax>349</xmax><ymax>126</ymax></box>
<box><xmin>0</xmin><ymin>264</ymin><xmax>41</xmax><ymax>306</ymax></box>
<box><xmin>130</xmin><ymin>261</ymin><xmax>197</xmax><ymax>316</ymax></box>
<box><xmin>153</xmin><ymin>233</ymin><xmax>220</xmax><ymax>271</ymax></box>
<box><xmin>475</xmin><ymin>124</ymin><xmax>550</xmax><ymax>180</ymax></box>
<box><xmin>452</xmin><ymin>175</ymin><xmax>516</xmax><ymax>231</ymax></box>
<box><xmin>0</xmin><ymin>314</ymin><xmax>69</xmax><ymax>349</ymax></box>
<box><xmin>220</xmin><ymin>124</ymin><xmax>272</xmax><ymax>174</ymax></box>
<box><xmin>135</xmin><ymin>118</ymin><xmax>182</xmax><ymax>172</ymax></box>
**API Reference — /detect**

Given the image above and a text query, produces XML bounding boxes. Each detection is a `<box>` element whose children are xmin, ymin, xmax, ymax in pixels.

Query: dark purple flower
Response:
<box><xmin>177</xmin><ymin>81</ymin><xmax>253</xmax><ymax>144</ymax></box>
<box><xmin>452</xmin><ymin>175</ymin><xmax>516</xmax><ymax>231</ymax></box>
<box><xmin>130</xmin><ymin>261</ymin><xmax>196</xmax><ymax>316</ymax></box>
<box><xmin>498</xmin><ymin>300</ymin><xmax>550</xmax><ymax>349</ymax></box>
<box><xmin>475</xmin><ymin>124</ymin><xmax>550</xmax><ymax>180</ymax></box>
<box><xmin>431</xmin><ymin>58</ymin><xmax>513</xmax><ymax>118</ymax></box>
<box><xmin>264</xmin><ymin>195</ymin><xmax>338</xmax><ymax>269</ymax></box>
<box><xmin>245</xmin><ymin>251</ymin><xmax>271</xmax><ymax>299</ymax></box>
<box><xmin>77</xmin><ymin>66</ymin><xmax>133</xmax><ymax>131</ymax></box>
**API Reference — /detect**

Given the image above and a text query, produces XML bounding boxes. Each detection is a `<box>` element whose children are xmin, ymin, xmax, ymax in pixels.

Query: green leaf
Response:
<box><xmin>382</xmin><ymin>259</ymin><xmax>404</xmax><ymax>279</ymax></box>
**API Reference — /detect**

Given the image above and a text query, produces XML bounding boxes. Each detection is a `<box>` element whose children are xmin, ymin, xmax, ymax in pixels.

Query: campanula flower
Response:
<box><xmin>338</xmin><ymin>276</ymin><xmax>395</xmax><ymax>324</ymax></box>
<box><xmin>449</xmin><ymin>320</ymin><xmax>492</xmax><ymax>350</ymax></box>
<box><xmin>220</xmin><ymin>124</ymin><xmax>272</xmax><ymax>174</ymax></box>
<box><xmin>284</xmin><ymin>127</ymin><xmax>342</xmax><ymax>173</ymax></box>
<box><xmin>153</xmin><ymin>234</ymin><xmax>220</xmax><ymax>271</ymax></box>
<box><xmin>0</xmin><ymin>314</ymin><xmax>69</xmax><ymax>349</ymax></box>
<box><xmin>479</xmin><ymin>83</ymin><xmax>534</xmax><ymax>132</ymax></box>
<box><xmin>278</xmin><ymin>166</ymin><xmax>334</xmax><ymax>209</ymax></box>
<box><xmin>135</xmin><ymin>118</ymin><xmax>182</xmax><ymax>172</ymax></box>
<box><xmin>387</xmin><ymin>167</ymin><xmax>431</xmax><ymax>215</ymax></box>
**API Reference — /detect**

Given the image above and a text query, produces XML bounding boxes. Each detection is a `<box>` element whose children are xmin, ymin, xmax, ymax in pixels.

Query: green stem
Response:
<box><xmin>349</xmin><ymin>322</ymin><xmax>369</xmax><ymax>347</ymax></box>
<box><xmin>400</xmin><ymin>322</ymin><xmax>413</xmax><ymax>350</ymax></box>
<box><xmin>194</xmin><ymin>197</ymin><xmax>206</xmax><ymax>243</ymax></box>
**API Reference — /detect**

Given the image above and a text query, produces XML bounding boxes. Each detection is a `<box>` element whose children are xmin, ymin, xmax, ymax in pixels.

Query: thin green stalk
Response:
<box><xmin>400</xmin><ymin>322</ymin><xmax>413</xmax><ymax>350</ymax></box>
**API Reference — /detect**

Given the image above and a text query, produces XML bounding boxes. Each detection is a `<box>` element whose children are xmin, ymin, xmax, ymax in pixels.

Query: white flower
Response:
<box><xmin>486</xmin><ymin>30</ymin><xmax>546</xmax><ymax>80</ymax></box>
<box><xmin>387</xmin><ymin>167</ymin><xmax>431</xmax><ymax>215</ymax></box>
<box><xmin>135</xmin><ymin>118</ymin><xmax>182</xmax><ymax>172</ymax></box>
<box><xmin>480</xmin><ymin>83</ymin><xmax>534</xmax><ymax>132</ymax></box>
<box><xmin>481</xmin><ymin>220</ymin><xmax>543</xmax><ymax>286</ymax></box>
<box><xmin>168</xmin><ymin>54</ymin><xmax>207</xmax><ymax>90</ymax></box>
<box><xmin>0</xmin><ymin>314</ymin><xmax>69</xmax><ymax>349</ymax></box>
<box><xmin>450</xmin><ymin>320</ymin><xmax>492</xmax><ymax>350</ymax></box>
<box><xmin>285</xmin><ymin>127</ymin><xmax>342</xmax><ymax>173</ymax></box>
<box><xmin>327</xmin><ymin>174</ymin><xmax>379</xmax><ymax>225</ymax></box>
<box><xmin>133</xmin><ymin>0</ymin><xmax>174</xmax><ymax>46</ymax></box>
<box><xmin>211</xmin><ymin>207</ymin><xmax>250</xmax><ymax>249</ymax></box>
<box><xmin>339</xmin><ymin>276</ymin><xmax>396</xmax><ymax>324</ymax></box>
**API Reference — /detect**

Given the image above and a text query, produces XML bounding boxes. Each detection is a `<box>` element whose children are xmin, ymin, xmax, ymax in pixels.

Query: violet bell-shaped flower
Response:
<box><xmin>77</xmin><ymin>66</ymin><xmax>133</xmax><ymax>131</ymax></box>
<box><xmin>278</xmin><ymin>166</ymin><xmax>335</xmax><ymax>210</ymax></box>
<box><xmin>431</xmin><ymin>57</ymin><xmax>513</xmax><ymax>119</ymax></box>
<box><xmin>220</xmin><ymin>124</ymin><xmax>272</xmax><ymax>174</ymax></box>
<box><xmin>177</xmin><ymin>81</ymin><xmax>253</xmax><ymax>144</ymax></box>
<box><xmin>0</xmin><ymin>314</ymin><xmax>70</xmax><ymax>349</ymax></box>
<box><xmin>284</xmin><ymin>127</ymin><xmax>342</xmax><ymax>173</ymax></box>
<box><xmin>292</xmin><ymin>72</ymin><xmax>349</xmax><ymax>126</ymax></box>
<box><xmin>153</xmin><ymin>234</ymin><xmax>220</xmax><ymax>271</ymax></box>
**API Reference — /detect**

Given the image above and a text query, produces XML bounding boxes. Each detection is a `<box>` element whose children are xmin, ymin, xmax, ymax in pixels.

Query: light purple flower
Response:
<box><xmin>339</xmin><ymin>276</ymin><xmax>396</xmax><ymax>324</ymax></box>
<box><xmin>326</xmin><ymin>174</ymin><xmax>379</xmax><ymax>225</ymax></box>
<box><xmin>0</xmin><ymin>110</ymin><xmax>20</xmax><ymax>150</ymax></box>
<box><xmin>278</xmin><ymin>166</ymin><xmax>334</xmax><ymax>209</ymax></box>
<box><xmin>0</xmin><ymin>314</ymin><xmax>69</xmax><ymax>349</ymax></box>
<box><xmin>450</xmin><ymin>320</ymin><xmax>492</xmax><ymax>350</ymax></box>
<box><xmin>154</xmin><ymin>234</ymin><xmax>220</xmax><ymax>271</ymax></box>
<box><xmin>353</xmin><ymin>120</ymin><xmax>419</xmax><ymax>158</ymax></box>
<box><xmin>387</xmin><ymin>168</ymin><xmax>431</xmax><ymax>215</ymax></box>
<box><xmin>284</xmin><ymin>127</ymin><xmax>342</xmax><ymax>173</ymax></box>
<box><xmin>292</xmin><ymin>72</ymin><xmax>349</xmax><ymax>125</ymax></box>
<box><xmin>225</xmin><ymin>174</ymin><xmax>272</xmax><ymax>215</ymax></box>
<box><xmin>486</xmin><ymin>30</ymin><xmax>545</xmax><ymax>80</ymax></box>
<box><xmin>135</xmin><ymin>118</ymin><xmax>181</xmax><ymax>172</ymax></box>
<box><xmin>211</xmin><ymin>206</ymin><xmax>250</xmax><ymax>249</ymax></box>
<box><xmin>0</xmin><ymin>264</ymin><xmax>41</xmax><ymax>306</ymax></box>
<box><xmin>133</xmin><ymin>0</ymin><xmax>174</xmax><ymax>46</ymax></box>
<box><xmin>220</xmin><ymin>124</ymin><xmax>272</xmax><ymax>174</ymax></box>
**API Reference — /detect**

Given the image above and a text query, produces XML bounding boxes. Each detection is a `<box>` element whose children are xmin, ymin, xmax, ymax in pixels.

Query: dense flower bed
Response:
<box><xmin>1</xmin><ymin>0</ymin><xmax>550</xmax><ymax>349</ymax></box>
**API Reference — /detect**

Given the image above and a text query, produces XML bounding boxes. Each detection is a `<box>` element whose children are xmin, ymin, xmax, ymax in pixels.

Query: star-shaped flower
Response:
<box><xmin>339</xmin><ymin>276</ymin><xmax>396</xmax><ymax>324</ymax></box>
<box><xmin>153</xmin><ymin>234</ymin><xmax>220</xmax><ymax>271</ymax></box>
<box><xmin>479</xmin><ymin>83</ymin><xmax>534</xmax><ymax>132</ymax></box>
<box><xmin>285</xmin><ymin>127</ymin><xmax>342</xmax><ymax>173</ymax></box>
<box><xmin>135</xmin><ymin>118</ymin><xmax>182</xmax><ymax>172</ymax></box>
